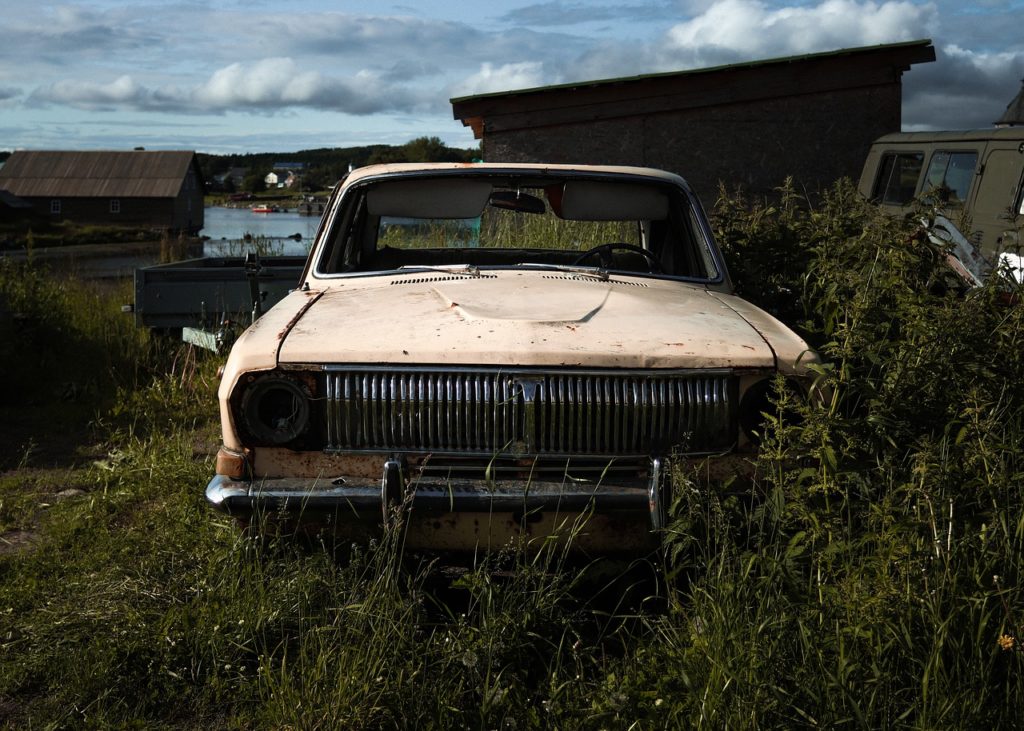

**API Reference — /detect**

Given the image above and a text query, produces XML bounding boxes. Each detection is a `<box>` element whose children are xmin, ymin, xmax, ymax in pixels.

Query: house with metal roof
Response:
<box><xmin>451</xmin><ymin>40</ymin><xmax>935</xmax><ymax>200</ymax></box>
<box><xmin>0</xmin><ymin>150</ymin><xmax>204</xmax><ymax>233</ymax></box>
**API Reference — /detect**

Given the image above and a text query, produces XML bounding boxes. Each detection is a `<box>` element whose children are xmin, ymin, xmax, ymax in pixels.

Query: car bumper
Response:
<box><xmin>205</xmin><ymin>457</ymin><xmax>669</xmax><ymax>552</ymax></box>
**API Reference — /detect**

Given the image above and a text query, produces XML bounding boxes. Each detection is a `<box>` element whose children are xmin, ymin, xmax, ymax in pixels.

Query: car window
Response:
<box><xmin>318</xmin><ymin>176</ymin><xmax>719</xmax><ymax>280</ymax></box>
<box><xmin>376</xmin><ymin>197</ymin><xmax>640</xmax><ymax>252</ymax></box>
<box><xmin>923</xmin><ymin>151</ymin><xmax>978</xmax><ymax>204</ymax></box>
<box><xmin>873</xmin><ymin>152</ymin><xmax>924</xmax><ymax>205</ymax></box>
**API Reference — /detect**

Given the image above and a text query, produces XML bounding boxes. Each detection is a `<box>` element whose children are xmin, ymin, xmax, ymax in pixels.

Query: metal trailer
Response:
<box><xmin>130</xmin><ymin>253</ymin><xmax>306</xmax><ymax>350</ymax></box>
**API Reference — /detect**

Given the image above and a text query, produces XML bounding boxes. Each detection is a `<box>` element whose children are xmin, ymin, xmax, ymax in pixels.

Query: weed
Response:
<box><xmin>2</xmin><ymin>181</ymin><xmax>1024</xmax><ymax>727</ymax></box>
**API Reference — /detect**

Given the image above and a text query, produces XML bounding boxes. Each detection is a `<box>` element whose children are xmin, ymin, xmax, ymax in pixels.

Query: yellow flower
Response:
<box><xmin>998</xmin><ymin>634</ymin><xmax>1015</xmax><ymax>651</ymax></box>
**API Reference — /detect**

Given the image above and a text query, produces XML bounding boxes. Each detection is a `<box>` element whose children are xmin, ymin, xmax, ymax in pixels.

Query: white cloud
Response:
<box><xmin>30</xmin><ymin>75</ymin><xmax>148</xmax><ymax>111</ymax></box>
<box><xmin>28</xmin><ymin>58</ymin><xmax>442</xmax><ymax>117</ymax></box>
<box><xmin>450</xmin><ymin>62</ymin><xmax>550</xmax><ymax>98</ymax></box>
<box><xmin>665</xmin><ymin>0</ymin><xmax>937</xmax><ymax>62</ymax></box>
<box><xmin>194</xmin><ymin>59</ymin><xmax>316</xmax><ymax>108</ymax></box>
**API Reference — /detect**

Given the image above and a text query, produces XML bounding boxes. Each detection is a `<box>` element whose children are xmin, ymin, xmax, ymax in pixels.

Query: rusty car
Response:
<box><xmin>206</xmin><ymin>162</ymin><xmax>818</xmax><ymax>553</ymax></box>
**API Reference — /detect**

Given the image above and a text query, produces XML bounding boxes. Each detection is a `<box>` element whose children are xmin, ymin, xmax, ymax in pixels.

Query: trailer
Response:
<box><xmin>130</xmin><ymin>253</ymin><xmax>306</xmax><ymax>350</ymax></box>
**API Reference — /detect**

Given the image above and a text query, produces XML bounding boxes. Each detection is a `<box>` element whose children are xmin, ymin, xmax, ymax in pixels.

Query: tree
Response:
<box><xmin>242</xmin><ymin>172</ymin><xmax>267</xmax><ymax>194</ymax></box>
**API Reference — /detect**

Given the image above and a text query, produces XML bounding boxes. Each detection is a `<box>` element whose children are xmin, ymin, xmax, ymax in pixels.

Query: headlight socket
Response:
<box><xmin>238</xmin><ymin>374</ymin><xmax>311</xmax><ymax>446</ymax></box>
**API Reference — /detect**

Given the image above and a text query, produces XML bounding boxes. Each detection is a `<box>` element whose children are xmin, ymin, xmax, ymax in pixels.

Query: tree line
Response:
<box><xmin>198</xmin><ymin>136</ymin><xmax>480</xmax><ymax>193</ymax></box>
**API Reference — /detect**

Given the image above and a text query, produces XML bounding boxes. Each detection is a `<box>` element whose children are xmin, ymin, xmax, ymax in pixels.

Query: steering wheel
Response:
<box><xmin>571</xmin><ymin>243</ymin><xmax>662</xmax><ymax>273</ymax></box>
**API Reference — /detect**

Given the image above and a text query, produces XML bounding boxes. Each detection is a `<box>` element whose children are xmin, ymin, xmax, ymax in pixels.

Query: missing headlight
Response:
<box><xmin>239</xmin><ymin>375</ymin><xmax>311</xmax><ymax>446</ymax></box>
<box><xmin>739</xmin><ymin>376</ymin><xmax>805</xmax><ymax>445</ymax></box>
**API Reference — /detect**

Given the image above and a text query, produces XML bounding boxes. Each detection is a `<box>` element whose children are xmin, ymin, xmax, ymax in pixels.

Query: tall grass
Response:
<box><xmin>378</xmin><ymin>205</ymin><xmax>637</xmax><ymax>251</ymax></box>
<box><xmin>1</xmin><ymin>180</ymin><xmax>1023</xmax><ymax>728</ymax></box>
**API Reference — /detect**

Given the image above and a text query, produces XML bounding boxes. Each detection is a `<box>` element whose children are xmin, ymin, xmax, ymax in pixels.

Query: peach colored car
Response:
<box><xmin>207</xmin><ymin>163</ymin><xmax>817</xmax><ymax>553</ymax></box>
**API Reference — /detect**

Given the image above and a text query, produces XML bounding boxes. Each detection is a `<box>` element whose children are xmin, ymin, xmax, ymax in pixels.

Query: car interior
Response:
<box><xmin>315</xmin><ymin>174</ymin><xmax>720</xmax><ymax>280</ymax></box>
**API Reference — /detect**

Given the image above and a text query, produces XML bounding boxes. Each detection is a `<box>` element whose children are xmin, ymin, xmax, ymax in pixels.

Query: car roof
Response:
<box><xmin>343</xmin><ymin>162</ymin><xmax>690</xmax><ymax>189</ymax></box>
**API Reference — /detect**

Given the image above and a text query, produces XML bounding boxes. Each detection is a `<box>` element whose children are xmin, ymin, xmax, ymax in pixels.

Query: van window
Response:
<box><xmin>923</xmin><ymin>151</ymin><xmax>978</xmax><ymax>203</ymax></box>
<box><xmin>873</xmin><ymin>152</ymin><xmax>924</xmax><ymax>204</ymax></box>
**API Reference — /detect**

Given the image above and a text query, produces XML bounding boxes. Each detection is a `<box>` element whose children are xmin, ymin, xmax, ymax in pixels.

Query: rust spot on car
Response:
<box><xmin>276</xmin><ymin>290</ymin><xmax>324</xmax><ymax>343</ymax></box>
<box><xmin>253</xmin><ymin>450</ymin><xmax>383</xmax><ymax>479</ymax></box>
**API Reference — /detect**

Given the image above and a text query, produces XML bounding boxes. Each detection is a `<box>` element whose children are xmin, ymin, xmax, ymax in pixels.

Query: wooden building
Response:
<box><xmin>451</xmin><ymin>41</ymin><xmax>935</xmax><ymax>201</ymax></box>
<box><xmin>0</xmin><ymin>150</ymin><xmax>205</xmax><ymax>233</ymax></box>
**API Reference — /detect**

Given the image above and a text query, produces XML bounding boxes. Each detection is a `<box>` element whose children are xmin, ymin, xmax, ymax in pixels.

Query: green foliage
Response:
<box><xmin>241</xmin><ymin>171</ymin><xmax>267</xmax><ymax>194</ymax></box>
<box><xmin>196</xmin><ymin>138</ymin><xmax>480</xmax><ymax>193</ymax></box>
<box><xmin>2</xmin><ymin>181</ymin><xmax>1024</xmax><ymax>728</ymax></box>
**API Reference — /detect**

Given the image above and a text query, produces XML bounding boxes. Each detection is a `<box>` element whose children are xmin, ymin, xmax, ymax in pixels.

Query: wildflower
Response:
<box><xmin>998</xmin><ymin>634</ymin><xmax>1015</xmax><ymax>651</ymax></box>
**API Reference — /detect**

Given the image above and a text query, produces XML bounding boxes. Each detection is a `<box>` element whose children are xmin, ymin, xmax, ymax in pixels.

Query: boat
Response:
<box><xmin>251</xmin><ymin>204</ymin><xmax>277</xmax><ymax>213</ymax></box>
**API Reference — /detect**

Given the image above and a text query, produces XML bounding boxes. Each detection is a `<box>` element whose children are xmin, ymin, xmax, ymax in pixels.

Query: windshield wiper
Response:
<box><xmin>396</xmin><ymin>264</ymin><xmax>481</xmax><ymax>277</ymax></box>
<box><xmin>515</xmin><ymin>263</ymin><xmax>610</xmax><ymax>281</ymax></box>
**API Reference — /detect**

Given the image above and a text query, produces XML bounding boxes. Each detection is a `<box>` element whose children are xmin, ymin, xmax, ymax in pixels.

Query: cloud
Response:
<box><xmin>450</xmin><ymin>62</ymin><xmax>551</xmax><ymax>98</ymax></box>
<box><xmin>192</xmin><ymin>58</ymin><xmax>426</xmax><ymax>114</ymax></box>
<box><xmin>1</xmin><ymin>5</ymin><xmax>160</xmax><ymax>62</ymax></box>
<box><xmin>7</xmin><ymin>0</ymin><xmax>1021</xmax><ymax>141</ymax></box>
<box><xmin>235</xmin><ymin>11</ymin><xmax>589</xmax><ymax>75</ymax></box>
<box><xmin>903</xmin><ymin>44</ymin><xmax>1024</xmax><ymax>129</ymax></box>
<box><xmin>29</xmin><ymin>76</ymin><xmax>151</xmax><ymax>112</ymax></box>
<box><xmin>664</xmin><ymin>0</ymin><xmax>937</xmax><ymax>64</ymax></box>
<box><xmin>498</xmin><ymin>1</ymin><xmax>679</xmax><ymax>27</ymax></box>
<box><xmin>28</xmin><ymin>59</ymin><xmax>438</xmax><ymax>116</ymax></box>
<box><xmin>253</xmin><ymin>14</ymin><xmax>480</xmax><ymax>60</ymax></box>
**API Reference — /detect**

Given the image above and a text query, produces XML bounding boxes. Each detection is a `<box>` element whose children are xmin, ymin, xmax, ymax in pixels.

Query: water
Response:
<box><xmin>201</xmin><ymin>207</ymin><xmax>320</xmax><ymax>257</ymax></box>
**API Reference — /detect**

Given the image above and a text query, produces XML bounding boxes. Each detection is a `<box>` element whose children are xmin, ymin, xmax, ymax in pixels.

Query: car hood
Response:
<box><xmin>267</xmin><ymin>272</ymin><xmax>807</xmax><ymax>370</ymax></box>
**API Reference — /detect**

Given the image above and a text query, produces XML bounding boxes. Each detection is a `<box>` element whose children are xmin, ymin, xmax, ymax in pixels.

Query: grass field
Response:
<box><xmin>1</xmin><ymin>179</ymin><xmax>1023</xmax><ymax>728</ymax></box>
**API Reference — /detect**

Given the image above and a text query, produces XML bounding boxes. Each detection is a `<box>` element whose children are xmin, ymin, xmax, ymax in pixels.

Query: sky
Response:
<box><xmin>2</xmin><ymin>0</ymin><xmax>1023</xmax><ymax>154</ymax></box>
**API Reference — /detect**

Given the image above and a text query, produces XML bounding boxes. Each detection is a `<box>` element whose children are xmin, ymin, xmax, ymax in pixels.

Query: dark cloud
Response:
<box><xmin>380</xmin><ymin>59</ymin><xmax>444</xmax><ymax>84</ymax></box>
<box><xmin>1</xmin><ymin>6</ymin><xmax>161</xmax><ymax>64</ymax></box>
<box><xmin>903</xmin><ymin>46</ymin><xmax>1024</xmax><ymax>129</ymax></box>
<box><xmin>240</xmin><ymin>12</ymin><xmax>588</xmax><ymax>74</ymax></box>
<box><xmin>498</xmin><ymin>1</ymin><xmax>679</xmax><ymax>27</ymax></box>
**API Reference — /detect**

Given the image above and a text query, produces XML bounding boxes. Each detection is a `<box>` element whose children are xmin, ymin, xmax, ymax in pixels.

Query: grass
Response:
<box><xmin>377</xmin><ymin>203</ymin><xmax>638</xmax><ymax>251</ymax></box>
<box><xmin>1</xmin><ymin>178</ymin><xmax>1024</xmax><ymax>728</ymax></box>
<box><xmin>0</xmin><ymin>221</ymin><xmax>167</xmax><ymax>250</ymax></box>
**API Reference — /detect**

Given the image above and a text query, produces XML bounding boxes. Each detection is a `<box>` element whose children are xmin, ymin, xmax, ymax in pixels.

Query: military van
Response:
<box><xmin>858</xmin><ymin>128</ymin><xmax>1024</xmax><ymax>262</ymax></box>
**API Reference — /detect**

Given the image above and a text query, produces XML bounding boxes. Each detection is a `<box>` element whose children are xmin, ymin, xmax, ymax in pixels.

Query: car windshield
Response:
<box><xmin>315</xmin><ymin>174</ymin><xmax>721</xmax><ymax>280</ymax></box>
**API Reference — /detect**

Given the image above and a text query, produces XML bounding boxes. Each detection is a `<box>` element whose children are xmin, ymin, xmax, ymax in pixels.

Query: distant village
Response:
<box><xmin>0</xmin><ymin>138</ymin><xmax>477</xmax><ymax>242</ymax></box>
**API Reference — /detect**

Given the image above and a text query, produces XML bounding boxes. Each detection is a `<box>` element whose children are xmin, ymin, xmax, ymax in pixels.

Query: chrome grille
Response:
<box><xmin>324</xmin><ymin>367</ymin><xmax>736</xmax><ymax>456</ymax></box>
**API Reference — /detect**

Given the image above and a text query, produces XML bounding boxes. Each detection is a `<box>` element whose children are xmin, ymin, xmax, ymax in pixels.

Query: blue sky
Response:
<box><xmin>2</xmin><ymin>0</ymin><xmax>1022</xmax><ymax>154</ymax></box>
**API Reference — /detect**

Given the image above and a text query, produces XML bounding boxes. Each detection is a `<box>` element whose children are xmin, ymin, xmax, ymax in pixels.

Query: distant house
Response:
<box><xmin>451</xmin><ymin>40</ymin><xmax>936</xmax><ymax>200</ymax></box>
<box><xmin>0</xmin><ymin>150</ymin><xmax>205</xmax><ymax>233</ymax></box>
<box><xmin>215</xmin><ymin>166</ymin><xmax>248</xmax><ymax>189</ymax></box>
<box><xmin>266</xmin><ymin>164</ymin><xmax>305</xmax><ymax>189</ymax></box>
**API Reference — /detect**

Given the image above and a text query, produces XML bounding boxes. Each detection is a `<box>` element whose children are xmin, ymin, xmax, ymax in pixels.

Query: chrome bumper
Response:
<box><xmin>206</xmin><ymin>457</ymin><xmax>669</xmax><ymax>530</ymax></box>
